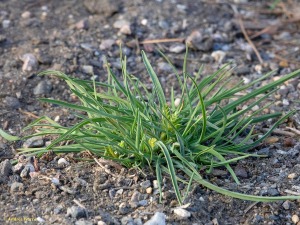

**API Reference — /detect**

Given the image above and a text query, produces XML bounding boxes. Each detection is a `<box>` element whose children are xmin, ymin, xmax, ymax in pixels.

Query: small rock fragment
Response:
<box><xmin>118</xmin><ymin>202</ymin><xmax>131</xmax><ymax>215</ymax></box>
<box><xmin>2</xmin><ymin>20</ymin><xmax>10</xmax><ymax>28</ymax></box>
<box><xmin>33</xmin><ymin>80</ymin><xmax>53</xmax><ymax>95</ymax></box>
<box><xmin>265</xmin><ymin>136</ymin><xmax>279</xmax><ymax>144</ymax></box>
<box><xmin>169</xmin><ymin>43</ymin><xmax>185</xmax><ymax>53</ymax></box>
<box><xmin>288</xmin><ymin>173</ymin><xmax>297</xmax><ymax>179</ymax></box>
<box><xmin>0</xmin><ymin>159</ymin><xmax>12</xmax><ymax>177</ymax></box>
<box><xmin>21</xmin><ymin>11</ymin><xmax>31</xmax><ymax>19</ymax></box>
<box><xmin>140</xmin><ymin>180</ymin><xmax>151</xmax><ymax>189</ymax></box>
<box><xmin>186</xmin><ymin>30</ymin><xmax>213</xmax><ymax>51</ymax></box>
<box><xmin>100</xmin><ymin>39</ymin><xmax>115</xmax><ymax>50</ymax></box>
<box><xmin>81</xmin><ymin>65</ymin><xmax>94</xmax><ymax>74</ymax></box>
<box><xmin>66</xmin><ymin>206</ymin><xmax>87</xmax><ymax>219</ymax></box>
<box><xmin>292</xmin><ymin>214</ymin><xmax>300</xmax><ymax>224</ymax></box>
<box><xmin>20</xmin><ymin>53</ymin><xmax>38</xmax><ymax>72</ymax></box>
<box><xmin>234</xmin><ymin>166</ymin><xmax>248</xmax><ymax>178</ymax></box>
<box><xmin>10</xmin><ymin>182</ymin><xmax>24</xmax><ymax>192</ymax></box>
<box><xmin>157</xmin><ymin>62</ymin><xmax>172</xmax><ymax>73</ymax></box>
<box><xmin>75</xmin><ymin>19</ymin><xmax>89</xmax><ymax>30</ymax></box>
<box><xmin>146</xmin><ymin>187</ymin><xmax>152</xmax><ymax>194</ymax></box>
<box><xmin>23</xmin><ymin>136</ymin><xmax>45</xmax><ymax>148</ymax></box>
<box><xmin>282</xmin><ymin>200</ymin><xmax>290</xmax><ymax>210</ymax></box>
<box><xmin>83</xmin><ymin>0</ymin><xmax>119</xmax><ymax>17</ymax></box>
<box><xmin>173</xmin><ymin>208</ymin><xmax>191</xmax><ymax>218</ymax></box>
<box><xmin>144</xmin><ymin>212</ymin><xmax>166</xmax><ymax>225</ymax></box>
<box><xmin>4</xmin><ymin>96</ymin><xmax>21</xmax><ymax>109</ymax></box>
<box><xmin>211</xmin><ymin>50</ymin><xmax>226</xmax><ymax>63</ymax></box>
<box><xmin>58</xmin><ymin>158</ymin><xmax>69</xmax><ymax>166</ymax></box>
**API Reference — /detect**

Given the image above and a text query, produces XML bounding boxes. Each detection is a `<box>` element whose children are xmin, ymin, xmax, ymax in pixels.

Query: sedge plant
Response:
<box><xmin>1</xmin><ymin>48</ymin><xmax>300</xmax><ymax>205</ymax></box>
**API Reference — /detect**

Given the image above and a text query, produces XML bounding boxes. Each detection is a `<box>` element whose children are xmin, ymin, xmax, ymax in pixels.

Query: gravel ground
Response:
<box><xmin>1</xmin><ymin>0</ymin><xmax>300</xmax><ymax>224</ymax></box>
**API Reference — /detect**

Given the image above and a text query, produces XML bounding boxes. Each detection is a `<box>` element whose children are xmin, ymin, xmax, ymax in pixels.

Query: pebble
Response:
<box><xmin>157</xmin><ymin>62</ymin><xmax>173</xmax><ymax>73</ymax></box>
<box><xmin>66</xmin><ymin>206</ymin><xmax>87</xmax><ymax>219</ymax></box>
<box><xmin>10</xmin><ymin>182</ymin><xmax>24</xmax><ymax>192</ymax></box>
<box><xmin>83</xmin><ymin>0</ymin><xmax>119</xmax><ymax>17</ymax></box>
<box><xmin>23</xmin><ymin>136</ymin><xmax>45</xmax><ymax>148</ymax></box>
<box><xmin>235</xmin><ymin>65</ymin><xmax>251</xmax><ymax>75</ymax></box>
<box><xmin>75</xmin><ymin>220</ymin><xmax>93</xmax><ymax>225</ymax></box>
<box><xmin>75</xmin><ymin>19</ymin><xmax>89</xmax><ymax>30</ymax></box>
<box><xmin>257</xmin><ymin>147</ymin><xmax>270</xmax><ymax>157</ymax></box>
<box><xmin>36</xmin><ymin>53</ymin><xmax>53</xmax><ymax>64</ymax></box>
<box><xmin>173</xmin><ymin>208</ymin><xmax>191</xmax><ymax>218</ymax></box>
<box><xmin>118</xmin><ymin>202</ymin><xmax>131</xmax><ymax>215</ymax></box>
<box><xmin>4</xmin><ymin>96</ymin><xmax>21</xmax><ymax>109</ymax></box>
<box><xmin>288</xmin><ymin>173</ymin><xmax>297</xmax><ymax>179</ymax></box>
<box><xmin>267</xmin><ymin>188</ymin><xmax>280</xmax><ymax>196</ymax></box>
<box><xmin>131</xmin><ymin>191</ymin><xmax>142</xmax><ymax>202</ymax></box>
<box><xmin>140</xmin><ymin>180</ymin><xmax>151</xmax><ymax>189</ymax></box>
<box><xmin>20</xmin><ymin>53</ymin><xmax>38</xmax><ymax>72</ymax></box>
<box><xmin>186</xmin><ymin>30</ymin><xmax>213</xmax><ymax>51</ymax></box>
<box><xmin>0</xmin><ymin>159</ymin><xmax>12</xmax><ymax>177</ymax></box>
<box><xmin>100</xmin><ymin>39</ymin><xmax>115</xmax><ymax>50</ymax></box>
<box><xmin>20</xmin><ymin>164</ymin><xmax>35</xmax><ymax>178</ymax></box>
<box><xmin>234</xmin><ymin>166</ymin><xmax>248</xmax><ymax>178</ymax></box>
<box><xmin>169</xmin><ymin>43</ymin><xmax>185</xmax><ymax>53</ymax></box>
<box><xmin>138</xmin><ymin>200</ymin><xmax>148</xmax><ymax>206</ymax></box>
<box><xmin>33</xmin><ymin>80</ymin><xmax>53</xmax><ymax>95</ymax></box>
<box><xmin>2</xmin><ymin>20</ymin><xmax>10</xmax><ymax>28</ymax></box>
<box><xmin>282</xmin><ymin>200</ymin><xmax>290</xmax><ymax>210</ymax></box>
<box><xmin>265</xmin><ymin>136</ymin><xmax>279</xmax><ymax>144</ymax></box>
<box><xmin>113</xmin><ymin>20</ymin><xmax>131</xmax><ymax>35</ymax></box>
<box><xmin>144</xmin><ymin>212</ymin><xmax>166</xmax><ymax>225</ymax></box>
<box><xmin>21</xmin><ymin>11</ymin><xmax>32</xmax><ymax>19</ymax></box>
<box><xmin>146</xmin><ymin>187</ymin><xmax>152</xmax><ymax>194</ymax></box>
<box><xmin>211</xmin><ymin>50</ymin><xmax>226</xmax><ymax>63</ymax></box>
<box><xmin>292</xmin><ymin>215</ymin><xmax>300</xmax><ymax>224</ymax></box>
<box><xmin>58</xmin><ymin>158</ymin><xmax>70</xmax><ymax>166</ymax></box>
<box><xmin>153</xmin><ymin>180</ymin><xmax>159</xmax><ymax>189</ymax></box>
<box><xmin>81</xmin><ymin>65</ymin><xmax>94</xmax><ymax>74</ymax></box>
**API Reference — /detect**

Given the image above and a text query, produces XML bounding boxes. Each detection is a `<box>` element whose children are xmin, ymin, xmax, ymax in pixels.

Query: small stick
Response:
<box><xmin>285</xmin><ymin>127</ymin><xmax>300</xmax><ymax>136</ymax></box>
<box><xmin>140</xmin><ymin>38</ymin><xmax>185</xmax><ymax>44</ymax></box>
<box><xmin>284</xmin><ymin>189</ymin><xmax>300</xmax><ymax>196</ymax></box>
<box><xmin>262</xmin><ymin>128</ymin><xmax>295</xmax><ymax>137</ymax></box>
<box><xmin>244</xmin><ymin>201</ymin><xmax>259</xmax><ymax>214</ymax></box>
<box><xmin>238</xmin><ymin>18</ymin><xmax>263</xmax><ymax>64</ymax></box>
<box><xmin>73</xmin><ymin>199</ymin><xmax>86</xmax><ymax>209</ymax></box>
<box><xmin>18</xmin><ymin>109</ymin><xmax>39</xmax><ymax>119</ymax></box>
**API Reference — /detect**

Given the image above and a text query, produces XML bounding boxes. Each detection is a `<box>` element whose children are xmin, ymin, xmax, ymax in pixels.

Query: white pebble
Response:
<box><xmin>20</xmin><ymin>53</ymin><xmax>38</xmax><ymax>72</ymax></box>
<box><xmin>2</xmin><ymin>20</ymin><xmax>10</xmax><ymax>28</ymax></box>
<box><xmin>141</xmin><ymin>19</ymin><xmax>148</xmax><ymax>26</ymax></box>
<box><xmin>57</xmin><ymin>158</ymin><xmax>69</xmax><ymax>166</ymax></box>
<box><xmin>211</xmin><ymin>50</ymin><xmax>226</xmax><ymax>64</ymax></box>
<box><xmin>288</xmin><ymin>173</ymin><xmax>297</xmax><ymax>179</ymax></box>
<box><xmin>174</xmin><ymin>98</ymin><xmax>181</xmax><ymax>107</ymax></box>
<box><xmin>292</xmin><ymin>214</ymin><xmax>299</xmax><ymax>224</ymax></box>
<box><xmin>282</xmin><ymin>99</ymin><xmax>289</xmax><ymax>106</ymax></box>
<box><xmin>144</xmin><ymin>212</ymin><xmax>166</xmax><ymax>225</ymax></box>
<box><xmin>251</xmin><ymin>105</ymin><xmax>259</xmax><ymax>111</ymax></box>
<box><xmin>173</xmin><ymin>208</ymin><xmax>191</xmax><ymax>218</ymax></box>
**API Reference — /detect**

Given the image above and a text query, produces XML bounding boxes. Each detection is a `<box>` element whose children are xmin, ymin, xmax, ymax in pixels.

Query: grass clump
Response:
<box><xmin>1</xmin><ymin>48</ymin><xmax>300</xmax><ymax>204</ymax></box>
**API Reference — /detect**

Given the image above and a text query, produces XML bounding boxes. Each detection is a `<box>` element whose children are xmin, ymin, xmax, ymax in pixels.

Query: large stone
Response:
<box><xmin>84</xmin><ymin>0</ymin><xmax>120</xmax><ymax>17</ymax></box>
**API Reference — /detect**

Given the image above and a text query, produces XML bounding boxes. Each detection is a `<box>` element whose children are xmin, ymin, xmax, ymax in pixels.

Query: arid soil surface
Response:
<box><xmin>1</xmin><ymin>0</ymin><xmax>300</xmax><ymax>224</ymax></box>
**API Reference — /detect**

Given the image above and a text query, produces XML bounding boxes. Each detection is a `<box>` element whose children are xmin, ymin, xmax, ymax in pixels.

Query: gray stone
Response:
<box><xmin>4</xmin><ymin>96</ymin><xmax>21</xmax><ymax>109</ymax></box>
<box><xmin>118</xmin><ymin>202</ymin><xmax>131</xmax><ymax>215</ymax></box>
<box><xmin>67</xmin><ymin>206</ymin><xmax>87</xmax><ymax>219</ymax></box>
<box><xmin>10</xmin><ymin>182</ymin><xmax>24</xmax><ymax>192</ymax></box>
<box><xmin>75</xmin><ymin>220</ymin><xmax>93</xmax><ymax>225</ymax></box>
<box><xmin>169</xmin><ymin>43</ymin><xmax>185</xmax><ymax>53</ymax></box>
<box><xmin>84</xmin><ymin>0</ymin><xmax>120</xmax><ymax>17</ymax></box>
<box><xmin>138</xmin><ymin>200</ymin><xmax>148</xmax><ymax>206</ymax></box>
<box><xmin>268</xmin><ymin>188</ymin><xmax>280</xmax><ymax>196</ymax></box>
<box><xmin>33</xmin><ymin>80</ymin><xmax>52</xmax><ymax>95</ymax></box>
<box><xmin>234</xmin><ymin>166</ymin><xmax>248</xmax><ymax>178</ymax></box>
<box><xmin>81</xmin><ymin>65</ymin><xmax>94</xmax><ymax>74</ymax></box>
<box><xmin>23</xmin><ymin>136</ymin><xmax>45</xmax><ymax>148</ymax></box>
<box><xmin>121</xmin><ymin>216</ymin><xmax>134</xmax><ymax>225</ymax></box>
<box><xmin>100</xmin><ymin>39</ymin><xmax>115</xmax><ymax>50</ymax></box>
<box><xmin>144</xmin><ymin>212</ymin><xmax>166</xmax><ymax>225</ymax></box>
<box><xmin>140</xmin><ymin>180</ymin><xmax>151</xmax><ymax>189</ymax></box>
<box><xmin>235</xmin><ymin>65</ymin><xmax>251</xmax><ymax>75</ymax></box>
<box><xmin>0</xmin><ymin>159</ymin><xmax>12</xmax><ymax>177</ymax></box>
<box><xmin>157</xmin><ymin>62</ymin><xmax>173</xmax><ymax>73</ymax></box>
<box><xmin>20</xmin><ymin>53</ymin><xmax>38</xmax><ymax>72</ymax></box>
